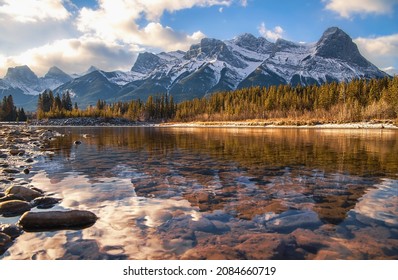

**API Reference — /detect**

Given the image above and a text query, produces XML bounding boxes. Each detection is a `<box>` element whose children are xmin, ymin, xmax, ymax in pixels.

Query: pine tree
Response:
<box><xmin>17</xmin><ymin>108</ymin><xmax>27</xmax><ymax>122</ymax></box>
<box><xmin>62</xmin><ymin>91</ymin><xmax>73</xmax><ymax>111</ymax></box>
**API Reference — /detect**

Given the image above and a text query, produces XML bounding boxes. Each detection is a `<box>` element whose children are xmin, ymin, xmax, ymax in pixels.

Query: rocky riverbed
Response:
<box><xmin>0</xmin><ymin>124</ymin><xmax>97</xmax><ymax>256</ymax></box>
<box><xmin>30</xmin><ymin>117</ymin><xmax>151</xmax><ymax>127</ymax></box>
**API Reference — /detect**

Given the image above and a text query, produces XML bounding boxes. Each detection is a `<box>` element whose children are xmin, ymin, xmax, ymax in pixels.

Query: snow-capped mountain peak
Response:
<box><xmin>1</xmin><ymin>27</ymin><xmax>390</xmax><ymax>111</ymax></box>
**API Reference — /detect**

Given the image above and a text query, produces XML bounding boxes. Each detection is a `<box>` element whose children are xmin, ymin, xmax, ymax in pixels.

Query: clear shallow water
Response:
<box><xmin>1</xmin><ymin>127</ymin><xmax>397</xmax><ymax>259</ymax></box>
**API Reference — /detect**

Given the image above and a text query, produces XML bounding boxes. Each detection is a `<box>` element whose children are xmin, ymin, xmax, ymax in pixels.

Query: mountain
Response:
<box><xmin>3</xmin><ymin>65</ymin><xmax>41</xmax><ymax>95</ymax></box>
<box><xmin>0</xmin><ymin>65</ymin><xmax>73</xmax><ymax>110</ymax></box>
<box><xmin>112</xmin><ymin>27</ymin><xmax>386</xmax><ymax>103</ymax></box>
<box><xmin>54</xmin><ymin>70</ymin><xmax>122</xmax><ymax>106</ymax></box>
<box><xmin>1</xmin><ymin>27</ymin><xmax>390</xmax><ymax>110</ymax></box>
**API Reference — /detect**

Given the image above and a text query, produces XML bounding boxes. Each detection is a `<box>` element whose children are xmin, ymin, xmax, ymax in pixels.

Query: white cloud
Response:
<box><xmin>355</xmin><ymin>34</ymin><xmax>398</xmax><ymax>75</ymax></box>
<box><xmin>0</xmin><ymin>37</ymin><xmax>137</xmax><ymax>76</ymax></box>
<box><xmin>0</xmin><ymin>0</ymin><xmax>71</xmax><ymax>22</ymax></box>
<box><xmin>76</xmin><ymin>0</ymin><xmax>230</xmax><ymax>46</ymax></box>
<box><xmin>134</xmin><ymin>0</ymin><xmax>232</xmax><ymax>21</ymax></box>
<box><xmin>324</xmin><ymin>0</ymin><xmax>398</xmax><ymax>18</ymax></box>
<box><xmin>139</xmin><ymin>22</ymin><xmax>206</xmax><ymax>51</ymax></box>
<box><xmin>258</xmin><ymin>22</ymin><xmax>284</xmax><ymax>41</ymax></box>
<box><xmin>0</xmin><ymin>0</ymin><xmax>229</xmax><ymax>76</ymax></box>
<box><xmin>240</xmin><ymin>0</ymin><xmax>248</xmax><ymax>7</ymax></box>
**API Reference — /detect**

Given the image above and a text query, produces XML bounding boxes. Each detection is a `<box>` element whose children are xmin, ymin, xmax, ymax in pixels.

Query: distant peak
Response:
<box><xmin>184</xmin><ymin>37</ymin><xmax>226</xmax><ymax>59</ymax></box>
<box><xmin>87</xmin><ymin>65</ymin><xmax>99</xmax><ymax>73</ymax></box>
<box><xmin>47</xmin><ymin>66</ymin><xmax>65</xmax><ymax>75</ymax></box>
<box><xmin>316</xmin><ymin>26</ymin><xmax>370</xmax><ymax>67</ymax></box>
<box><xmin>5</xmin><ymin>65</ymin><xmax>38</xmax><ymax>80</ymax></box>
<box><xmin>200</xmin><ymin>37</ymin><xmax>224</xmax><ymax>45</ymax></box>
<box><xmin>275</xmin><ymin>38</ymin><xmax>298</xmax><ymax>48</ymax></box>
<box><xmin>7</xmin><ymin>65</ymin><xmax>32</xmax><ymax>72</ymax></box>
<box><xmin>44</xmin><ymin>66</ymin><xmax>71</xmax><ymax>81</ymax></box>
<box><xmin>319</xmin><ymin>27</ymin><xmax>350</xmax><ymax>42</ymax></box>
<box><xmin>137</xmin><ymin>52</ymin><xmax>159</xmax><ymax>59</ymax></box>
<box><xmin>131</xmin><ymin>52</ymin><xmax>161</xmax><ymax>74</ymax></box>
<box><xmin>235</xmin><ymin>33</ymin><xmax>257</xmax><ymax>40</ymax></box>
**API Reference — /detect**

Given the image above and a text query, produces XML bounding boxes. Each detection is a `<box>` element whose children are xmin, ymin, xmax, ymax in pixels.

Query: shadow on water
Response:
<box><xmin>2</xmin><ymin>127</ymin><xmax>398</xmax><ymax>259</ymax></box>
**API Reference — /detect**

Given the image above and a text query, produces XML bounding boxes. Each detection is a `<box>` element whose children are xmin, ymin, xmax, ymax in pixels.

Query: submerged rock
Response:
<box><xmin>18</xmin><ymin>210</ymin><xmax>98</xmax><ymax>231</ymax></box>
<box><xmin>2</xmin><ymin>169</ymin><xmax>20</xmax><ymax>174</ymax></box>
<box><xmin>0</xmin><ymin>194</ymin><xmax>25</xmax><ymax>203</ymax></box>
<box><xmin>9</xmin><ymin>150</ymin><xmax>25</xmax><ymax>156</ymax></box>
<box><xmin>0</xmin><ymin>224</ymin><xmax>23</xmax><ymax>239</ymax></box>
<box><xmin>31</xmin><ymin>196</ymin><xmax>62</xmax><ymax>209</ymax></box>
<box><xmin>5</xmin><ymin>185</ymin><xmax>43</xmax><ymax>201</ymax></box>
<box><xmin>266</xmin><ymin>211</ymin><xmax>322</xmax><ymax>233</ymax></box>
<box><xmin>0</xmin><ymin>232</ymin><xmax>12</xmax><ymax>255</ymax></box>
<box><xmin>0</xmin><ymin>200</ymin><xmax>31</xmax><ymax>216</ymax></box>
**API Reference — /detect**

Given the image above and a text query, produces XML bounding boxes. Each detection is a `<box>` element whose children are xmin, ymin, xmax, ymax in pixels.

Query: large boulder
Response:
<box><xmin>18</xmin><ymin>210</ymin><xmax>98</xmax><ymax>231</ymax></box>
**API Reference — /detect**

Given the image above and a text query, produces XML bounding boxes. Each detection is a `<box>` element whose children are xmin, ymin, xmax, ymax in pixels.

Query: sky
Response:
<box><xmin>0</xmin><ymin>0</ymin><xmax>397</xmax><ymax>77</ymax></box>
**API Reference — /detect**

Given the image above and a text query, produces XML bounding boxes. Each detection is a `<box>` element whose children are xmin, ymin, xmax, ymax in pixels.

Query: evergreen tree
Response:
<box><xmin>62</xmin><ymin>91</ymin><xmax>73</xmax><ymax>111</ymax></box>
<box><xmin>17</xmin><ymin>108</ymin><xmax>27</xmax><ymax>122</ymax></box>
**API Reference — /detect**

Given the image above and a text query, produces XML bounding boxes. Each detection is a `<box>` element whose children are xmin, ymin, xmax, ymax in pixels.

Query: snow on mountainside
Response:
<box><xmin>119</xmin><ymin>27</ymin><xmax>387</xmax><ymax>103</ymax></box>
<box><xmin>1</xmin><ymin>65</ymin><xmax>72</xmax><ymax>96</ymax></box>
<box><xmin>1</xmin><ymin>27</ymin><xmax>390</xmax><ymax>110</ymax></box>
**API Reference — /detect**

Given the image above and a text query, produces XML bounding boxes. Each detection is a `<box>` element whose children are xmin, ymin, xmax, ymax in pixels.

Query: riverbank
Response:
<box><xmin>0</xmin><ymin>125</ymin><xmax>97</xmax><ymax>256</ymax></box>
<box><xmin>159</xmin><ymin>119</ymin><xmax>398</xmax><ymax>129</ymax></box>
<box><xmin>25</xmin><ymin>117</ymin><xmax>398</xmax><ymax>129</ymax></box>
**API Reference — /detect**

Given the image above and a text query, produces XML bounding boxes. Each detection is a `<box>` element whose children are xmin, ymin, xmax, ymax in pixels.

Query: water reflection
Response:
<box><xmin>1</xmin><ymin>127</ymin><xmax>397</xmax><ymax>259</ymax></box>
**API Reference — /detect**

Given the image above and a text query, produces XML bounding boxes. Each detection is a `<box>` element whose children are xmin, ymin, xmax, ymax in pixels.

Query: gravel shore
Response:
<box><xmin>0</xmin><ymin>125</ymin><xmax>97</xmax><ymax>256</ymax></box>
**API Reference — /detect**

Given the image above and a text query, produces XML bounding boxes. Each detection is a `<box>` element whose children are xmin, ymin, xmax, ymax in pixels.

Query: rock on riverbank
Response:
<box><xmin>30</xmin><ymin>117</ymin><xmax>147</xmax><ymax>127</ymax></box>
<box><xmin>0</xmin><ymin>124</ymin><xmax>97</xmax><ymax>257</ymax></box>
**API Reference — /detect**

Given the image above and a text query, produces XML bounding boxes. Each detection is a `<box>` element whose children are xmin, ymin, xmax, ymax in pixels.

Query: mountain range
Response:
<box><xmin>0</xmin><ymin>27</ymin><xmax>389</xmax><ymax>111</ymax></box>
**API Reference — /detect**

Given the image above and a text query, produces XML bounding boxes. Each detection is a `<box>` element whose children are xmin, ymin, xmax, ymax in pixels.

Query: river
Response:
<box><xmin>1</xmin><ymin>127</ymin><xmax>397</xmax><ymax>259</ymax></box>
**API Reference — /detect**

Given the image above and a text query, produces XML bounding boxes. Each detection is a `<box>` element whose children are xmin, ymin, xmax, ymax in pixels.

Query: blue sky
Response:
<box><xmin>0</xmin><ymin>0</ymin><xmax>397</xmax><ymax>76</ymax></box>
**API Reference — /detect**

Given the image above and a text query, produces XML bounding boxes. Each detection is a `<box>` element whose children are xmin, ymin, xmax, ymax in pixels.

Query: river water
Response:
<box><xmin>1</xmin><ymin>127</ymin><xmax>397</xmax><ymax>259</ymax></box>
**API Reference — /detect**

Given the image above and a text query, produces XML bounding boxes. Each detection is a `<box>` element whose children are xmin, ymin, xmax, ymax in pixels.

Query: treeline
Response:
<box><xmin>36</xmin><ymin>76</ymin><xmax>398</xmax><ymax>123</ymax></box>
<box><xmin>175</xmin><ymin>76</ymin><xmax>398</xmax><ymax>123</ymax></box>
<box><xmin>37</xmin><ymin>89</ymin><xmax>76</xmax><ymax>119</ymax></box>
<box><xmin>0</xmin><ymin>95</ymin><xmax>27</xmax><ymax>122</ymax></box>
<box><xmin>37</xmin><ymin>91</ymin><xmax>176</xmax><ymax>121</ymax></box>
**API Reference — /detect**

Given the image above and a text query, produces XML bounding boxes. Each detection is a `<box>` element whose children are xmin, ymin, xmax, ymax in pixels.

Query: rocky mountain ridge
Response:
<box><xmin>0</xmin><ymin>27</ymin><xmax>389</xmax><ymax>110</ymax></box>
